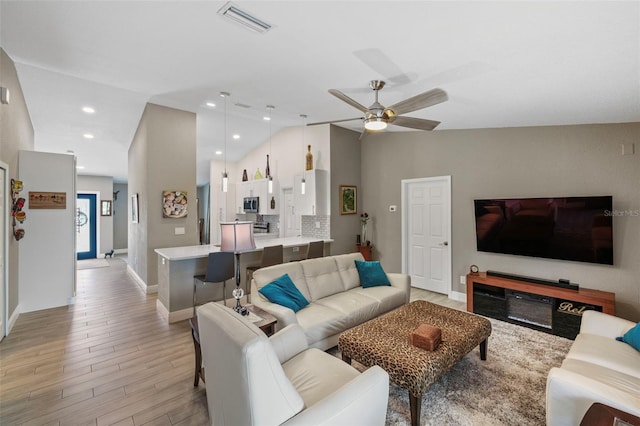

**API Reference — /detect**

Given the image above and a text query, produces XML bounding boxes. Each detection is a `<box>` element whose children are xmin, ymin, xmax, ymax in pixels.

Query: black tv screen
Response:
<box><xmin>474</xmin><ymin>196</ymin><xmax>613</xmax><ymax>265</ymax></box>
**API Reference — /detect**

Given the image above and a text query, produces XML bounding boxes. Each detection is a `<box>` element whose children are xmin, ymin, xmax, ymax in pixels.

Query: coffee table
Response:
<box><xmin>189</xmin><ymin>304</ymin><xmax>276</xmax><ymax>386</ymax></box>
<box><xmin>338</xmin><ymin>300</ymin><xmax>492</xmax><ymax>426</ymax></box>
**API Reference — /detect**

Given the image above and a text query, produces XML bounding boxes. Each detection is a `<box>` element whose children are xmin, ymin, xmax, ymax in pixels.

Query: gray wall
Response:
<box><xmin>113</xmin><ymin>183</ymin><xmax>128</xmax><ymax>250</ymax></box>
<box><xmin>329</xmin><ymin>125</ymin><xmax>362</xmax><ymax>255</ymax></box>
<box><xmin>361</xmin><ymin>122</ymin><xmax>640</xmax><ymax>321</ymax></box>
<box><xmin>0</xmin><ymin>48</ymin><xmax>35</xmax><ymax>319</ymax></box>
<box><xmin>77</xmin><ymin>175</ymin><xmax>113</xmax><ymax>255</ymax></box>
<box><xmin>128</xmin><ymin>103</ymin><xmax>198</xmax><ymax>288</ymax></box>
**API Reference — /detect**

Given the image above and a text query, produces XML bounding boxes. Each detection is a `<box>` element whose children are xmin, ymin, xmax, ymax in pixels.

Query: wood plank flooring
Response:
<box><xmin>0</xmin><ymin>257</ymin><xmax>464</xmax><ymax>425</ymax></box>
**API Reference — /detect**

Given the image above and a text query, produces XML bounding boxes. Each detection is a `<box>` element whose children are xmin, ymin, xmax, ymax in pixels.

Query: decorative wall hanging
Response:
<box><xmin>339</xmin><ymin>185</ymin><xmax>357</xmax><ymax>215</ymax></box>
<box><xmin>29</xmin><ymin>191</ymin><xmax>66</xmax><ymax>209</ymax></box>
<box><xmin>11</xmin><ymin>179</ymin><xmax>25</xmax><ymax>240</ymax></box>
<box><xmin>162</xmin><ymin>190</ymin><xmax>188</xmax><ymax>218</ymax></box>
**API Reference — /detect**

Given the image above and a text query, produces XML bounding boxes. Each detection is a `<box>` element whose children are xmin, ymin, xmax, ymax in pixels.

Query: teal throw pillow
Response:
<box><xmin>355</xmin><ymin>260</ymin><xmax>391</xmax><ymax>288</ymax></box>
<box><xmin>258</xmin><ymin>273</ymin><xmax>309</xmax><ymax>312</ymax></box>
<box><xmin>616</xmin><ymin>322</ymin><xmax>640</xmax><ymax>352</ymax></box>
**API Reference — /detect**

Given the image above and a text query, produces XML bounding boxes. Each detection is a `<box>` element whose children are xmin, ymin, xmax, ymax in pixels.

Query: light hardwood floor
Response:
<box><xmin>0</xmin><ymin>257</ymin><xmax>464</xmax><ymax>425</ymax></box>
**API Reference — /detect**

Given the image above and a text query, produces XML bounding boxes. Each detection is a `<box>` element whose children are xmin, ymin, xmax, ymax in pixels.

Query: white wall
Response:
<box><xmin>77</xmin><ymin>175</ymin><xmax>113</xmax><ymax>255</ymax></box>
<box><xmin>18</xmin><ymin>151</ymin><xmax>75</xmax><ymax>312</ymax></box>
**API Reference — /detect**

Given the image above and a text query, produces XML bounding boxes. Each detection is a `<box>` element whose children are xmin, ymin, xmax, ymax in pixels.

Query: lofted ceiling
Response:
<box><xmin>1</xmin><ymin>1</ymin><xmax>639</xmax><ymax>185</ymax></box>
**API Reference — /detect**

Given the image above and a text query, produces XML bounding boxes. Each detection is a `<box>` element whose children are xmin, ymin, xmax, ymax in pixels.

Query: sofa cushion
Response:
<box><xmin>350</xmin><ymin>286</ymin><xmax>408</xmax><ymax>314</ymax></box>
<box><xmin>259</xmin><ymin>274</ymin><xmax>310</xmax><ymax>313</ymax></box>
<box><xmin>334</xmin><ymin>252</ymin><xmax>365</xmax><ymax>290</ymax></box>
<box><xmin>253</xmin><ymin>262</ymin><xmax>312</xmax><ymax>302</ymax></box>
<box><xmin>355</xmin><ymin>260</ymin><xmax>391</xmax><ymax>288</ymax></box>
<box><xmin>295</xmin><ymin>303</ymin><xmax>348</xmax><ymax>344</ymax></box>
<box><xmin>301</xmin><ymin>257</ymin><xmax>345</xmax><ymax>301</ymax></box>
<box><xmin>314</xmin><ymin>292</ymin><xmax>379</xmax><ymax>330</ymax></box>
<box><xmin>566</xmin><ymin>333</ymin><xmax>640</xmax><ymax>379</ymax></box>
<box><xmin>616</xmin><ymin>322</ymin><xmax>640</xmax><ymax>352</ymax></box>
<box><xmin>282</xmin><ymin>347</ymin><xmax>360</xmax><ymax>408</ymax></box>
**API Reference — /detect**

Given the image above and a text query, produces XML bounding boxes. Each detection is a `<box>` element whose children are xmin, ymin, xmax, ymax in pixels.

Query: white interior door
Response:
<box><xmin>0</xmin><ymin>162</ymin><xmax>8</xmax><ymax>340</ymax></box>
<box><xmin>402</xmin><ymin>176</ymin><xmax>451</xmax><ymax>295</ymax></box>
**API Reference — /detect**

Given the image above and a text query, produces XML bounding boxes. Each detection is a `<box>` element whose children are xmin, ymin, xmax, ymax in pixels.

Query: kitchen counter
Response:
<box><xmin>155</xmin><ymin>237</ymin><xmax>332</xmax><ymax>323</ymax></box>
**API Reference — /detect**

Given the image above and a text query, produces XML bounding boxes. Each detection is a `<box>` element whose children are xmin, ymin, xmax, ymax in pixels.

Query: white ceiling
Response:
<box><xmin>2</xmin><ymin>1</ymin><xmax>639</xmax><ymax>185</ymax></box>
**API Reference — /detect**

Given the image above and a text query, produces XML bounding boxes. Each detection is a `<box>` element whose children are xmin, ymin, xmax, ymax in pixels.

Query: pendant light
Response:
<box><xmin>221</xmin><ymin>91</ymin><xmax>230</xmax><ymax>193</ymax></box>
<box><xmin>300</xmin><ymin>114</ymin><xmax>307</xmax><ymax>195</ymax></box>
<box><xmin>266</xmin><ymin>105</ymin><xmax>275</xmax><ymax>194</ymax></box>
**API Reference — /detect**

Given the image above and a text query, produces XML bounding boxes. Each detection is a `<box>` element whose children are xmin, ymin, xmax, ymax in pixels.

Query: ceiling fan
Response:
<box><xmin>310</xmin><ymin>80</ymin><xmax>448</xmax><ymax>132</ymax></box>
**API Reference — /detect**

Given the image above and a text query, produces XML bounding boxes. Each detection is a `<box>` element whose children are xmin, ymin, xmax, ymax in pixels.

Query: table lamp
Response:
<box><xmin>220</xmin><ymin>221</ymin><xmax>256</xmax><ymax>315</ymax></box>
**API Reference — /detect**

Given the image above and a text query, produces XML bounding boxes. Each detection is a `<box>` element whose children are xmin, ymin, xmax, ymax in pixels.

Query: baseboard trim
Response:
<box><xmin>126</xmin><ymin>265</ymin><xmax>157</xmax><ymax>294</ymax></box>
<box><xmin>7</xmin><ymin>304</ymin><xmax>21</xmax><ymax>335</ymax></box>
<box><xmin>156</xmin><ymin>300</ymin><xmax>193</xmax><ymax>323</ymax></box>
<box><xmin>449</xmin><ymin>291</ymin><xmax>466</xmax><ymax>303</ymax></box>
<box><xmin>114</xmin><ymin>248</ymin><xmax>128</xmax><ymax>254</ymax></box>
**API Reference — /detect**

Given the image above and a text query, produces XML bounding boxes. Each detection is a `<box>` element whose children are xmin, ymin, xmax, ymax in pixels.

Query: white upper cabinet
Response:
<box><xmin>236</xmin><ymin>178</ymin><xmax>279</xmax><ymax>215</ymax></box>
<box><xmin>293</xmin><ymin>169</ymin><xmax>329</xmax><ymax>216</ymax></box>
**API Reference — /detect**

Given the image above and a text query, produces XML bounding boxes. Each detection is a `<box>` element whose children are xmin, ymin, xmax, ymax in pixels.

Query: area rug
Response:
<box><xmin>335</xmin><ymin>318</ymin><xmax>572</xmax><ymax>426</ymax></box>
<box><xmin>77</xmin><ymin>258</ymin><xmax>110</xmax><ymax>270</ymax></box>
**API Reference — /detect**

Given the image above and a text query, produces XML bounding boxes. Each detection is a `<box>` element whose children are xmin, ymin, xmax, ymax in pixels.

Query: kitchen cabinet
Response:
<box><xmin>293</xmin><ymin>169</ymin><xmax>329</xmax><ymax>216</ymax></box>
<box><xmin>236</xmin><ymin>178</ymin><xmax>279</xmax><ymax>215</ymax></box>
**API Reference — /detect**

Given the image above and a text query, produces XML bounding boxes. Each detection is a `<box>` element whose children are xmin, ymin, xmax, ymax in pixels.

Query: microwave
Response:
<box><xmin>243</xmin><ymin>197</ymin><xmax>259</xmax><ymax>213</ymax></box>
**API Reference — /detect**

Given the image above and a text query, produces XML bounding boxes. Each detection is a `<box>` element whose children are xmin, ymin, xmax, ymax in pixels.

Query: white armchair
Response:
<box><xmin>546</xmin><ymin>310</ymin><xmax>639</xmax><ymax>425</ymax></box>
<box><xmin>197</xmin><ymin>302</ymin><xmax>390</xmax><ymax>426</ymax></box>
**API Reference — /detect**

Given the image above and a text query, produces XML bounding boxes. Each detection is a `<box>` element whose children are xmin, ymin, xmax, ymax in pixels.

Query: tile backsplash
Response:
<box><xmin>301</xmin><ymin>215</ymin><xmax>330</xmax><ymax>239</ymax></box>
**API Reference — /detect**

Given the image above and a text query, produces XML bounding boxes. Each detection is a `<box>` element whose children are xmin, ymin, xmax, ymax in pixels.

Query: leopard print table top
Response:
<box><xmin>338</xmin><ymin>300</ymin><xmax>492</xmax><ymax>396</ymax></box>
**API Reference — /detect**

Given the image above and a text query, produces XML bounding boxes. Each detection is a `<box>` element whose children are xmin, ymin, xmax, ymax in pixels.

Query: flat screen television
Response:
<box><xmin>474</xmin><ymin>196</ymin><xmax>613</xmax><ymax>265</ymax></box>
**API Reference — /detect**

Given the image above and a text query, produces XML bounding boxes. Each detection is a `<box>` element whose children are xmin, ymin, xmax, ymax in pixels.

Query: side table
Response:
<box><xmin>357</xmin><ymin>244</ymin><xmax>373</xmax><ymax>261</ymax></box>
<box><xmin>189</xmin><ymin>304</ymin><xmax>277</xmax><ymax>386</ymax></box>
<box><xmin>580</xmin><ymin>403</ymin><xmax>640</xmax><ymax>426</ymax></box>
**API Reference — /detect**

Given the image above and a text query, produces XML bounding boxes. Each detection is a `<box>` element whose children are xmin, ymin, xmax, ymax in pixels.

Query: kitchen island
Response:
<box><xmin>155</xmin><ymin>236</ymin><xmax>332</xmax><ymax>323</ymax></box>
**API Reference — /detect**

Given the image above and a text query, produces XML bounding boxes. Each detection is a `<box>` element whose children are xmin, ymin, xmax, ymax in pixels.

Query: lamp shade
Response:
<box><xmin>220</xmin><ymin>221</ymin><xmax>256</xmax><ymax>253</ymax></box>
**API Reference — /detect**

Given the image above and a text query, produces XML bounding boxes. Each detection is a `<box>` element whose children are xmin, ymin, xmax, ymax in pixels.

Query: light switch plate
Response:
<box><xmin>389</xmin><ymin>205</ymin><xmax>397</xmax><ymax>212</ymax></box>
<box><xmin>621</xmin><ymin>143</ymin><xmax>635</xmax><ymax>156</ymax></box>
<box><xmin>174</xmin><ymin>227</ymin><xmax>185</xmax><ymax>235</ymax></box>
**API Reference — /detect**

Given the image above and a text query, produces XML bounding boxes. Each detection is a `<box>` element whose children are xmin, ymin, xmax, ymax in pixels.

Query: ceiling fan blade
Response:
<box><xmin>328</xmin><ymin>89</ymin><xmax>369</xmax><ymax>113</ymax></box>
<box><xmin>307</xmin><ymin>117</ymin><xmax>362</xmax><ymax>126</ymax></box>
<box><xmin>391</xmin><ymin>116</ymin><xmax>441</xmax><ymax>131</ymax></box>
<box><xmin>387</xmin><ymin>88</ymin><xmax>448</xmax><ymax>116</ymax></box>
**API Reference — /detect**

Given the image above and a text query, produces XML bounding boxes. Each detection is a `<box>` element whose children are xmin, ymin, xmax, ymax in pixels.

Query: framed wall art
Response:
<box><xmin>339</xmin><ymin>185</ymin><xmax>357</xmax><ymax>215</ymax></box>
<box><xmin>29</xmin><ymin>191</ymin><xmax>66</xmax><ymax>209</ymax></box>
<box><xmin>101</xmin><ymin>200</ymin><xmax>112</xmax><ymax>216</ymax></box>
<box><xmin>162</xmin><ymin>190</ymin><xmax>187</xmax><ymax>218</ymax></box>
<box><xmin>131</xmin><ymin>193</ymin><xmax>139</xmax><ymax>223</ymax></box>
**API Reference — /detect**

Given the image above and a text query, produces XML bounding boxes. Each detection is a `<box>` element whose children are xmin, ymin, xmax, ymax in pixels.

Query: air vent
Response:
<box><xmin>217</xmin><ymin>2</ymin><xmax>272</xmax><ymax>34</ymax></box>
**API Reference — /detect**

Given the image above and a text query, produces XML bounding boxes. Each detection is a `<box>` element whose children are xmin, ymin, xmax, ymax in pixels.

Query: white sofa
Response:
<box><xmin>197</xmin><ymin>302</ymin><xmax>390</xmax><ymax>425</ymax></box>
<box><xmin>546</xmin><ymin>310</ymin><xmax>640</xmax><ymax>425</ymax></box>
<box><xmin>251</xmin><ymin>252</ymin><xmax>411</xmax><ymax>350</ymax></box>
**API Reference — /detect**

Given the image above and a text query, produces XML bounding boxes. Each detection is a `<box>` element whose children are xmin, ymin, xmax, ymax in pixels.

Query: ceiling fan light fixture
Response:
<box><xmin>364</xmin><ymin>117</ymin><xmax>387</xmax><ymax>131</ymax></box>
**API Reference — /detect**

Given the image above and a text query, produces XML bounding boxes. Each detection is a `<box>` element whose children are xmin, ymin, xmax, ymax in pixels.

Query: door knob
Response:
<box><xmin>440</xmin><ymin>241</ymin><xmax>449</xmax><ymax>246</ymax></box>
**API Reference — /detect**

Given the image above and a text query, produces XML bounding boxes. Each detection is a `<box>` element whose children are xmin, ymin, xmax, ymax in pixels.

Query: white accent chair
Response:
<box><xmin>197</xmin><ymin>302</ymin><xmax>390</xmax><ymax>426</ymax></box>
<box><xmin>546</xmin><ymin>310</ymin><xmax>639</xmax><ymax>425</ymax></box>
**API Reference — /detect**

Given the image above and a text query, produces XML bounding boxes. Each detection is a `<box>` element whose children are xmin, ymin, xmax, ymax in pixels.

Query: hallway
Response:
<box><xmin>0</xmin><ymin>257</ymin><xmax>208</xmax><ymax>425</ymax></box>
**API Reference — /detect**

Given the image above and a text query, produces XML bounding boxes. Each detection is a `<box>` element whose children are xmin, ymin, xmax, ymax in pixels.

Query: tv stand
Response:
<box><xmin>467</xmin><ymin>272</ymin><xmax>615</xmax><ymax>339</ymax></box>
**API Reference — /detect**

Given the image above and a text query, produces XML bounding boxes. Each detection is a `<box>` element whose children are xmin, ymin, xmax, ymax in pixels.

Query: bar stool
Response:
<box><xmin>193</xmin><ymin>251</ymin><xmax>235</xmax><ymax>316</ymax></box>
<box><xmin>306</xmin><ymin>240</ymin><xmax>325</xmax><ymax>259</ymax></box>
<box><xmin>245</xmin><ymin>245</ymin><xmax>284</xmax><ymax>301</ymax></box>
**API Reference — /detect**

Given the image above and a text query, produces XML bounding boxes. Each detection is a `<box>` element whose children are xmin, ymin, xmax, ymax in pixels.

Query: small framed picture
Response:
<box><xmin>339</xmin><ymin>185</ymin><xmax>357</xmax><ymax>215</ymax></box>
<box><xmin>101</xmin><ymin>200</ymin><xmax>112</xmax><ymax>216</ymax></box>
<box><xmin>131</xmin><ymin>194</ymin><xmax>139</xmax><ymax>223</ymax></box>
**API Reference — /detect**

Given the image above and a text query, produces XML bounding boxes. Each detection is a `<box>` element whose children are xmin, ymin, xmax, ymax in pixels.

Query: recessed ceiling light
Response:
<box><xmin>205</xmin><ymin>102</ymin><xmax>216</xmax><ymax>108</ymax></box>
<box><xmin>82</xmin><ymin>106</ymin><xmax>95</xmax><ymax>114</ymax></box>
<box><xmin>215</xmin><ymin>150</ymin><xmax>223</xmax><ymax>155</ymax></box>
<box><xmin>76</xmin><ymin>165</ymin><xmax>85</xmax><ymax>170</ymax></box>
<box><xmin>263</xmin><ymin>116</ymin><xmax>271</xmax><ymax>121</ymax></box>
<box><xmin>83</xmin><ymin>133</ymin><xmax>94</xmax><ymax>139</ymax></box>
<box><xmin>233</xmin><ymin>134</ymin><xmax>240</xmax><ymax>140</ymax></box>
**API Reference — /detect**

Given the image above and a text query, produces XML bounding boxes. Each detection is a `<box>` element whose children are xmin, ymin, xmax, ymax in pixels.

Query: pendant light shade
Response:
<box><xmin>267</xmin><ymin>105</ymin><xmax>275</xmax><ymax>194</ymax></box>
<box><xmin>268</xmin><ymin>175</ymin><xmax>273</xmax><ymax>194</ymax></box>
<box><xmin>300</xmin><ymin>114</ymin><xmax>307</xmax><ymax>195</ymax></box>
<box><xmin>222</xmin><ymin>172</ymin><xmax>228</xmax><ymax>193</ymax></box>
<box><xmin>301</xmin><ymin>178</ymin><xmax>306</xmax><ymax>195</ymax></box>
